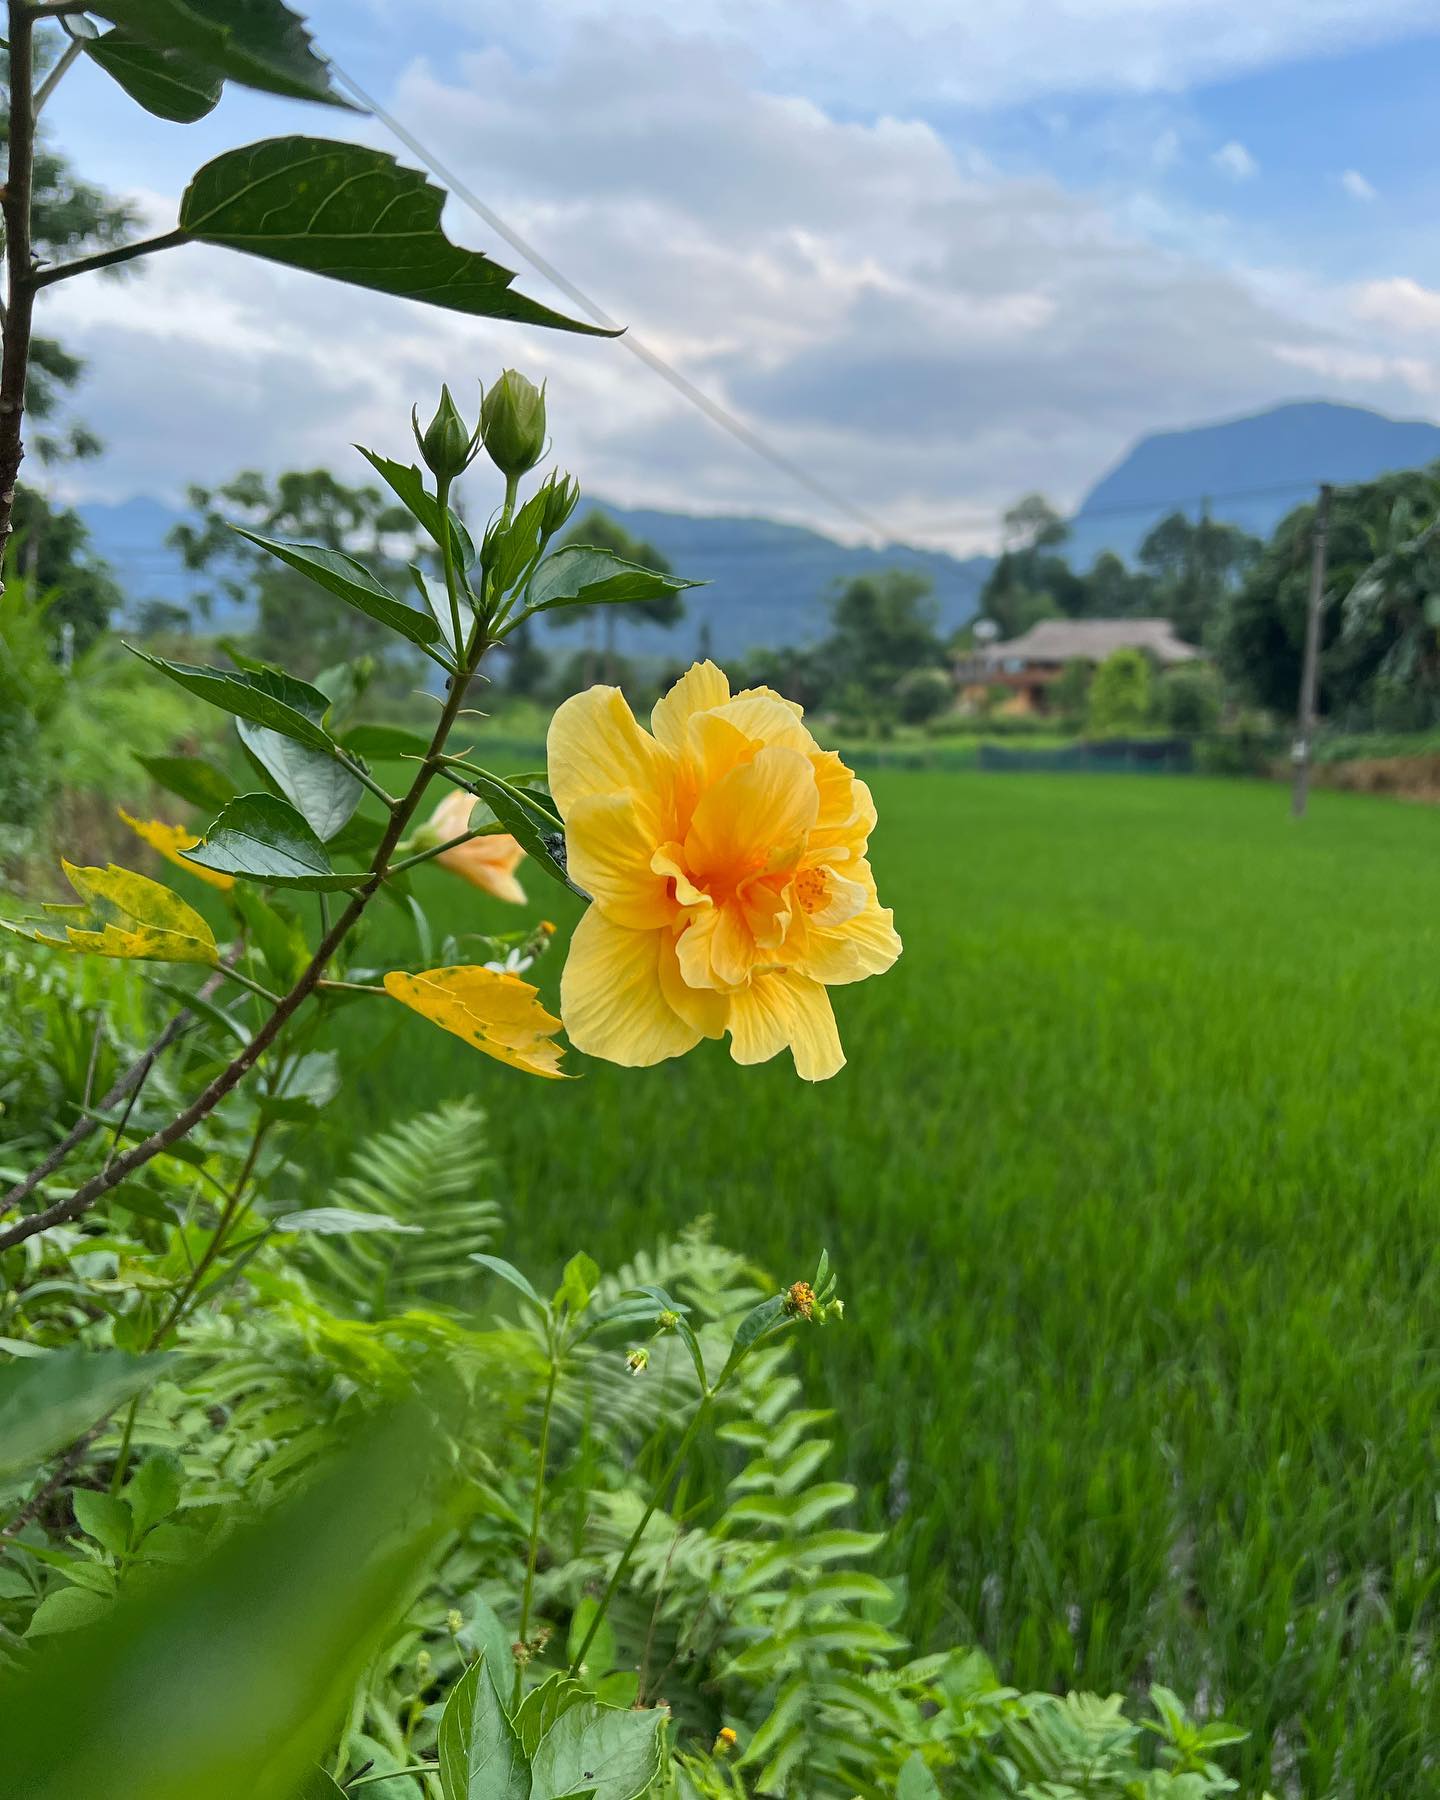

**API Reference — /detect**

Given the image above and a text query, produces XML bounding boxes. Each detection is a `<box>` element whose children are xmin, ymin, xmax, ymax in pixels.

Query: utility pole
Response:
<box><xmin>1291</xmin><ymin>482</ymin><xmax>1333</xmax><ymax>819</ymax></box>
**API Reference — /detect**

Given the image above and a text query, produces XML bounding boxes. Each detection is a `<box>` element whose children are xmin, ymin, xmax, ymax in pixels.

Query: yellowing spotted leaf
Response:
<box><xmin>383</xmin><ymin>965</ymin><xmax>569</xmax><ymax>1079</ymax></box>
<box><xmin>118</xmin><ymin>808</ymin><xmax>235</xmax><ymax>892</ymax></box>
<box><xmin>11</xmin><ymin>861</ymin><xmax>220</xmax><ymax>965</ymax></box>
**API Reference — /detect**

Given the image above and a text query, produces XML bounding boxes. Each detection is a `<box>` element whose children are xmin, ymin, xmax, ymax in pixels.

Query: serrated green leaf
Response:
<box><xmin>237</xmin><ymin>718</ymin><xmax>362</xmax><ymax>843</ymax></box>
<box><xmin>357</xmin><ymin>450</ymin><xmax>476</xmax><ymax>568</ymax></box>
<box><xmin>178</xmin><ymin>138</ymin><xmax>611</xmax><ymax>334</ymax></box>
<box><xmin>896</xmin><ymin>1752</ymin><xmax>942</xmax><ymax>1800</ymax></box>
<box><xmin>460</xmin><ymin>772</ymin><xmax>577</xmax><ymax>896</ymax></box>
<box><xmin>437</xmin><ymin>1657</ymin><xmax>531</xmax><ymax>1800</ymax></box>
<box><xmin>470</xmin><ymin>1255</ymin><xmax>545</xmax><ymax>1312</ymax></box>
<box><xmin>0</xmin><ymin>1353</ymin><xmax>176</xmax><ymax>1481</ymax></box>
<box><xmin>519</xmin><ymin>548</ymin><xmax>697</xmax><ymax>621</ymax></box>
<box><xmin>529</xmin><ymin>1701</ymin><xmax>664</xmax><ymax>1800</ymax></box>
<box><xmin>125</xmin><ymin>1455</ymin><xmax>183</xmax><ymax>1537</ymax></box>
<box><xmin>130</xmin><ymin>651</ymin><xmax>337</xmax><ymax>754</ymax></box>
<box><xmin>84</xmin><ymin>27</ymin><xmax>222</xmax><ymax>121</ymax></box>
<box><xmin>135</xmin><ymin>752</ymin><xmax>239</xmax><ymax>813</ymax></box>
<box><xmin>25</xmin><ymin>1587</ymin><xmax>112</xmax><ymax>1638</ymax></box>
<box><xmin>72</xmin><ymin>1490</ymin><xmax>133</xmax><ymax>1558</ymax></box>
<box><xmin>183</xmin><ymin>794</ymin><xmax>362</xmax><ymax>890</ymax></box>
<box><xmin>229</xmin><ymin>530</ymin><xmax>443</xmax><ymax>649</ymax></box>
<box><xmin>86</xmin><ymin>0</ymin><xmax>348</xmax><ymax>107</ymax></box>
<box><xmin>274</xmin><ymin>1209</ymin><xmax>424</xmax><ymax>1237</ymax></box>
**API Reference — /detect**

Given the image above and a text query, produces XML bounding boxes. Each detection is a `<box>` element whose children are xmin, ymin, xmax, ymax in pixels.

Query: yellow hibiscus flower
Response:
<box><xmin>426</xmin><ymin>788</ymin><xmax>526</xmax><ymax>904</ymax></box>
<box><xmin>547</xmin><ymin>662</ymin><xmax>900</xmax><ymax>1081</ymax></box>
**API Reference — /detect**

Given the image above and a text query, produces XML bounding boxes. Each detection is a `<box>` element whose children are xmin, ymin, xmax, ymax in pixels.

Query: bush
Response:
<box><xmin>1088</xmin><ymin>647</ymin><xmax>1152</xmax><ymax>736</ymax></box>
<box><xmin>893</xmin><ymin>666</ymin><xmax>954</xmax><ymax>725</ymax></box>
<box><xmin>1159</xmin><ymin>663</ymin><xmax>1222</xmax><ymax>735</ymax></box>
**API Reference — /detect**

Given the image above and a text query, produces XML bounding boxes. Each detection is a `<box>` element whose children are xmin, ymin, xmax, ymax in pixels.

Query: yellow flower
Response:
<box><xmin>427</xmin><ymin>789</ymin><xmax>526</xmax><ymax>904</ymax></box>
<box><xmin>547</xmin><ymin>662</ymin><xmax>900</xmax><ymax>1081</ymax></box>
<box><xmin>383</xmin><ymin>964</ymin><xmax>568</xmax><ymax>1079</ymax></box>
<box><xmin>118</xmin><ymin>808</ymin><xmax>235</xmax><ymax>891</ymax></box>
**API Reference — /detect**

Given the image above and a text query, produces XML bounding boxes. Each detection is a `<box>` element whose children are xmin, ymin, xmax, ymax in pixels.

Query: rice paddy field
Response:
<box><xmin>321</xmin><ymin>771</ymin><xmax>1440</xmax><ymax>1799</ymax></box>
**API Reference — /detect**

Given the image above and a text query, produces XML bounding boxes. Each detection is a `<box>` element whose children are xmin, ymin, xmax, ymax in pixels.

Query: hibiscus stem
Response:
<box><xmin>386</xmin><ymin>830</ymin><xmax>487</xmax><ymax>876</ymax></box>
<box><xmin>515</xmin><ymin>1350</ymin><xmax>561</xmax><ymax>1706</ymax></box>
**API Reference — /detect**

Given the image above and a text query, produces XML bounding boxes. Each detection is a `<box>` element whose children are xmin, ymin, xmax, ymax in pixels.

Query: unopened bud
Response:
<box><xmin>413</xmin><ymin>384</ymin><xmax>478</xmax><ymax>481</ymax></box>
<box><xmin>481</xmin><ymin>369</ymin><xmax>547</xmax><ymax>478</ymax></box>
<box><xmin>657</xmin><ymin>1309</ymin><xmax>680</xmax><ymax>1332</ymax></box>
<box><xmin>539</xmin><ymin>469</ymin><xmax>580</xmax><ymax>535</ymax></box>
<box><xmin>446</xmin><ymin>1609</ymin><xmax>464</xmax><ymax>1635</ymax></box>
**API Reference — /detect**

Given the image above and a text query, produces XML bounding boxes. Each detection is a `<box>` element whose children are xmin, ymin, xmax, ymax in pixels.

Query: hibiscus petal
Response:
<box><xmin>712</xmin><ymin>689</ymin><xmax>818</xmax><ymax>755</ymax></box>
<box><xmin>796</xmin><ymin>896</ymin><xmax>903</xmax><ymax>986</ymax></box>
<box><xmin>650</xmin><ymin>659</ymin><xmax>731</xmax><ymax>748</ymax></box>
<box><xmin>726</xmin><ymin>969</ymin><xmax>845</xmax><ymax>1081</ymax></box>
<box><xmin>547</xmin><ymin>685</ymin><xmax>674</xmax><ymax>816</ymax></box>
<box><xmin>566</xmin><ymin>793</ymin><xmax>671</xmax><ymax>928</ymax></box>
<box><xmin>561</xmin><ymin>908</ymin><xmax>702</xmax><ymax>1066</ymax></box>
<box><xmin>658</xmin><ymin>931</ymin><xmax>727</xmax><ymax>1038</ymax></box>
<box><xmin>685</xmin><ymin>744</ymin><xmax>819</xmax><ymax>883</ymax></box>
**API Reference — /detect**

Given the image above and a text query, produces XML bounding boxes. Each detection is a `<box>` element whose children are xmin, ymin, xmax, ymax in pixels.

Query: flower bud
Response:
<box><xmin>539</xmin><ymin>469</ymin><xmax>580</xmax><ymax>535</ymax></box>
<box><xmin>625</xmin><ymin>1346</ymin><xmax>650</xmax><ymax>1376</ymax></box>
<box><xmin>481</xmin><ymin>369</ymin><xmax>547</xmax><ymax>478</ymax></box>
<box><xmin>413</xmin><ymin>384</ymin><xmax>478</xmax><ymax>481</ymax></box>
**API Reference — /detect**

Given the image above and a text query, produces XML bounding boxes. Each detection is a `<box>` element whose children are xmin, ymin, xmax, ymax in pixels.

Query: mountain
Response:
<box><xmin>76</xmin><ymin>494</ymin><xmax>991</xmax><ymax>659</ymax></box>
<box><xmin>1067</xmin><ymin>401</ymin><xmax>1440</xmax><ymax>568</ymax></box>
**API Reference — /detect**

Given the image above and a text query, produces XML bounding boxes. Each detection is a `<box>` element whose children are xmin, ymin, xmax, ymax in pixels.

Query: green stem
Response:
<box><xmin>339</xmin><ymin>756</ymin><xmax>399</xmax><ymax>810</ymax></box>
<box><xmin>145</xmin><ymin>1118</ymin><xmax>269</xmax><ymax>1351</ymax></box>
<box><xmin>437</xmin><ymin>474</ymin><xmax>464</xmax><ymax>658</ymax></box>
<box><xmin>347</xmin><ymin>1769</ymin><xmax>436</xmax><ymax>1790</ymax></box>
<box><xmin>516</xmin><ymin>1355</ymin><xmax>560</xmax><ymax>1704</ymax></box>
<box><xmin>33</xmin><ymin>36</ymin><xmax>81</xmax><ymax>115</ymax></box>
<box><xmin>217</xmin><ymin>965</ymin><xmax>283</xmax><ymax>1006</ymax></box>
<box><xmin>386</xmin><ymin>829</ymin><xmax>485</xmax><ymax>876</ymax></box>
<box><xmin>32</xmin><ymin>228</ymin><xmax>187</xmax><ymax>289</ymax></box>
<box><xmin>316</xmin><ymin>978</ymin><xmax>388</xmax><ymax>995</ymax></box>
<box><xmin>569</xmin><ymin>1392</ymin><xmax>714</xmax><ymax>1676</ymax></box>
<box><xmin>108</xmin><ymin>1396</ymin><xmax>139</xmax><ymax>1497</ymax></box>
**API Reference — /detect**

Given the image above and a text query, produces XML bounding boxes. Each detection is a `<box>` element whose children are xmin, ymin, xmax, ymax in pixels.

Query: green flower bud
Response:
<box><xmin>412</xmin><ymin>384</ymin><xmax>478</xmax><ymax>481</ymax></box>
<box><xmin>481</xmin><ymin>369</ymin><xmax>547</xmax><ymax>478</ymax></box>
<box><xmin>539</xmin><ymin>470</ymin><xmax>580</xmax><ymax>535</ymax></box>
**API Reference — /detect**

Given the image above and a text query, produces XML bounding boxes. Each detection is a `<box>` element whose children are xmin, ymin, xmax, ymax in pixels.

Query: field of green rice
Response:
<box><xmin>320</xmin><ymin>772</ymin><xmax>1440</xmax><ymax>1798</ymax></box>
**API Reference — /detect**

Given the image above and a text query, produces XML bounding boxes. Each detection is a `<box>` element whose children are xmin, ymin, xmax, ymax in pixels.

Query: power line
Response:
<box><xmin>324</xmin><ymin>58</ymin><xmax>898</xmax><ymax>547</ymax></box>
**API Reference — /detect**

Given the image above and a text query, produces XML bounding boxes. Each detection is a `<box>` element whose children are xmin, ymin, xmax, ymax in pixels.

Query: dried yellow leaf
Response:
<box><xmin>118</xmin><ymin>808</ymin><xmax>236</xmax><ymax>892</ymax></box>
<box><xmin>383</xmin><ymin>965</ymin><xmax>569</xmax><ymax>1079</ymax></box>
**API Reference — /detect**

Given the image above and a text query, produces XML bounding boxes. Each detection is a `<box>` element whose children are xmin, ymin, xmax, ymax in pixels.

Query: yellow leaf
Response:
<box><xmin>383</xmin><ymin>965</ymin><xmax>570</xmax><ymax>1080</ymax></box>
<box><xmin>11</xmin><ymin>861</ymin><xmax>220</xmax><ymax>965</ymax></box>
<box><xmin>118</xmin><ymin>808</ymin><xmax>236</xmax><ymax>892</ymax></box>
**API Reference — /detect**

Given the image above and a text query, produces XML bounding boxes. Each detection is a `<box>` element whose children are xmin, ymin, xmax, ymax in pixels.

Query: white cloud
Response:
<box><xmin>1341</xmin><ymin>168</ymin><xmax>1378</xmax><ymax>202</ymax></box>
<box><xmin>1352</xmin><ymin>276</ymin><xmax>1440</xmax><ymax>334</ymax></box>
<box><xmin>468</xmin><ymin>0</ymin><xmax>1440</xmax><ymax>110</ymax></box>
<box><xmin>1211</xmin><ymin>140</ymin><xmax>1259</xmax><ymax>181</ymax></box>
<box><xmin>45</xmin><ymin>25</ymin><xmax>1440</xmax><ymax>552</ymax></box>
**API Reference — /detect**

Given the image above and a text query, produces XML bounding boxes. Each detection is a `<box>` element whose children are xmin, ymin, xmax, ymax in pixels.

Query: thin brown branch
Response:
<box><xmin>0</xmin><ymin>0</ymin><xmax>39</xmax><ymax>569</ymax></box>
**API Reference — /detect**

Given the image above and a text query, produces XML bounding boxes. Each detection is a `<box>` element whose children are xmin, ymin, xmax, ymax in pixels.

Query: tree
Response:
<box><xmin>5</xmin><ymin>487</ymin><xmax>121</xmax><ymax>652</ymax></box>
<box><xmin>1088</xmin><ymin>647</ymin><xmax>1151</xmax><ymax>735</ymax></box>
<box><xmin>1003</xmin><ymin>492</ymin><xmax>1069</xmax><ymax>554</ymax></box>
<box><xmin>1052</xmin><ymin>656</ymin><xmax>1093</xmax><ymax>722</ymax></box>
<box><xmin>894</xmin><ymin>666</ymin><xmax>954</xmax><ymax>725</ymax></box>
<box><xmin>1138</xmin><ymin>511</ymin><xmax>1260</xmax><ymax>645</ymax></box>
<box><xmin>821</xmin><ymin>568</ymin><xmax>944</xmax><ymax>704</ymax></box>
<box><xmin>168</xmin><ymin>469</ymin><xmax>430</xmax><ymax>678</ymax></box>
<box><xmin>1158</xmin><ymin>664</ymin><xmax>1222</xmax><ymax>735</ymax></box>
<box><xmin>554</xmin><ymin>509</ymin><xmax>680</xmax><ymax>685</ymax></box>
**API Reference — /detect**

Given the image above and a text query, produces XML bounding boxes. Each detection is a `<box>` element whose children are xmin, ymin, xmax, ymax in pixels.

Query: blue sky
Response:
<box><xmin>36</xmin><ymin>1</ymin><xmax>1440</xmax><ymax>550</ymax></box>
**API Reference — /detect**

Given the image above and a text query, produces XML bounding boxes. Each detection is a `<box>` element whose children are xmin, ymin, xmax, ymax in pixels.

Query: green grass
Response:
<box><xmin>319</xmin><ymin>773</ymin><xmax>1440</xmax><ymax>1798</ymax></box>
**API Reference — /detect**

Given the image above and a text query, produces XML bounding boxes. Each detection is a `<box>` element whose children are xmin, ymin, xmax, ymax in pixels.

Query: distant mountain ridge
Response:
<box><xmin>74</xmin><ymin>399</ymin><xmax>1440</xmax><ymax>649</ymax></box>
<box><xmin>75</xmin><ymin>493</ymin><xmax>993</xmax><ymax>659</ymax></box>
<box><xmin>1067</xmin><ymin>400</ymin><xmax>1440</xmax><ymax>566</ymax></box>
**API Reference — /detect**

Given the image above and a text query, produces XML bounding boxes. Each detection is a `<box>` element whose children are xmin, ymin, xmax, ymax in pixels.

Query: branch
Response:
<box><xmin>31</xmin><ymin>229</ymin><xmax>188</xmax><ymax>290</ymax></box>
<box><xmin>0</xmin><ymin>647</ymin><xmax>481</xmax><ymax>1255</ymax></box>
<box><xmin>0</xmin><ymin>0</ymin><xmax>39</xmax><ymax>566</ymax></box>
<box><xmin>0</xmin><ymin>954</ymin><xmax>237</xmax><ymax>1223</ymax></box>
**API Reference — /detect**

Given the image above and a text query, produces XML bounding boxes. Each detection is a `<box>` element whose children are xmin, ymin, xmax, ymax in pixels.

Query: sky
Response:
<box><xmin>34</xmin><ymin>0</ymin><xmax>1440</xmax><ymax>553</ymax></box>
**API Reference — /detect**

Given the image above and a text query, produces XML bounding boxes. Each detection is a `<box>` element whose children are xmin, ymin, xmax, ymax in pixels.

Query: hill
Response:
<box><xmin>75</xmin><ymin>494</ymin><xmax>992</xmax><ymax>659</ymax></box>
<box><xmin>1067</xmin><ymin>400</ymin><xmax>1440</xmax><ymax>566</ymax></box>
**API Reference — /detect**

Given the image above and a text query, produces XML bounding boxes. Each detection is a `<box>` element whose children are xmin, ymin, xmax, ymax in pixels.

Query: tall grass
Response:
<box><xmin>317</xmin><ymin>773</ymin><xmax>1440</xmax><ymax>1798</ymax></box>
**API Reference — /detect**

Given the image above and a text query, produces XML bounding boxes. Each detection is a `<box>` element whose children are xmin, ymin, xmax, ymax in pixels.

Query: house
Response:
<box><xmin>954</xmin><ymin>618</ymin><xmax>1204</xmax><ymax>715</ymax></box>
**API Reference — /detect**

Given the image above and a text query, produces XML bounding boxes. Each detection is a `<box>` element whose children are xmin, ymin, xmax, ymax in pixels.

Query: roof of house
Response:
<box><xmin>984</xmin><ymin>618</ymin><xmax>1204</xmax><ymax>666</ymax></box>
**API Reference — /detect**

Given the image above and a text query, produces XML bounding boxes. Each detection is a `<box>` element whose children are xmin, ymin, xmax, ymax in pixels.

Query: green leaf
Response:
<box><xmin>357</xmin><ymin>450</ymin><xmax>476</xmax><ymax>568</ymax></box>
<box><xmin>237</xmin><ymin>718</ymin><xmax>362</xmax><ymax>843</ymax></box>
<box><xmin>84</xmin><ymin>27</ymin><xmax>222</xmax><ymax>121</ymax></box>
<box><xmin>294</xmin><ymin>1773</ymin><xmax>348</xmax><ymax>1800</ymax></box>
<box><xmin>896</xmin><ymin>1753</ymin><xmax>941</xmax><ymax>1800</ymax></box>
<box><xmin>529</xmin><ymin>1701</ymin><xmax>665</xmax><ymax>1800</ymax></box>
<box><xmin>130</xmin><ymin>651</ymin><xmax>337</xmax><ymax>755</ymax></box>
<box><xmin>274</xmin><ymin>1209</ymin><xmax>423</xmax><ymax>1237</ymax></box>
<box><xmin>520</xmin><ymin>549</ymin><xmax>698</xmax><ymax>621</ymax></box>
<box><xmin>727</xmin><ymin>1294</ymin><xmax>789</xmax><ymax>1366</ymax></box>
<box><xmin>178</xmin><ymin>138</ymin><xmax>612</xmax><ymax>335</ymax></box>
<box><xmin>462</xmin><ymin>1598</ymin><xmax>515</xmax><ymax>1693</ymax></box>
<box><xmin>470</xmin><ymin>1255</ymin><xmax>545</xmax><ymax>1312</ymax></box>
<box><xmin>125</xmin><ymin>1454</ymin><xmax>184</xmax><ymax>1537</ymax></box>
<box><xmin>25</xmin><ymin>1587</ymin><xmax>112</xmax><ymax>1638</ymax></box>
<box><xmin>229</xmin><ymin>530</ymin><xmax>443</xmax><ymax>650</ymax></box>
<box><xmin>182</xmin><ymin>794</ymin><xmax>361</xmax><ymax>890</ymax></box>
<box><xmin>0</xmin><ymin>1404</ymin><xmax>453</xmax><ymax>1800</ymax></box>
<box><xmin>553</xmin><ymin>1252</ymin><xmax>599</xmax><ymax>1318</ymax></box>
<box><xmin>232</xmin><ymin>888</ymin><xmax>310</xmax><ymax>987</ymax></box>
<box><xmin>437</xmin><ymin>1657</ymin><xmax>532</xmax><ymax>1800</ymax></box>
<box><xmin>513</xmin><ymin>1677</ymin><xmax>588</xmax><ymax>1760</ymax></box>
<box><xmin>72</xmin><ymin>1490</ymin><xmax>133</xmax><ymax>1558</ymax></box>
<box><xmin>136</xmin><ymin>752</ymin><xmax>239</xmax><ymax>813</ymax></box>
<box><xmin>85</xmin><ymin>0</ymin><xmax>349</xmax><ymax>107</ymax></box>
<box><xmin>460</xmin><ymin>772</ymin><xmax>578</xmax><ymax>896</ymax></box>
<box><xmin>565</xmin><ymin>1597</ymin><xmax>614</xmax><ymax>1683</ymax></box>
<box><xmin>0</xmin><ymin>1352</ymin><xmax>175</xmax><ymax>1482</ymax></box>
<box><xmin>342</xmin><ymin>723</ymin><xmax>432</xmax><ymax>762</ymax></box>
